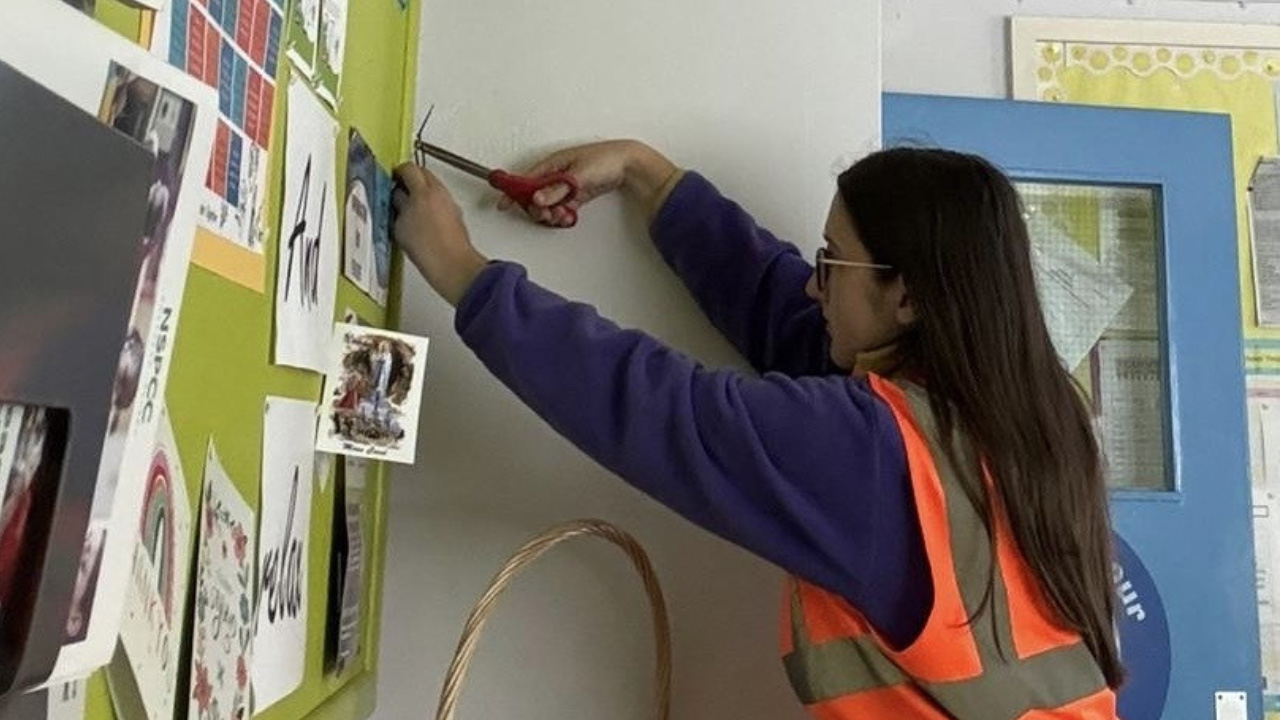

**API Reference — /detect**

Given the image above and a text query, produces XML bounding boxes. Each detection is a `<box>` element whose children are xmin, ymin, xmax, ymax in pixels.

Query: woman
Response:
<box><xmin>392</xmin><ymin>140</ymin><xmax>1123</xmax><ymax>718</ymax></box>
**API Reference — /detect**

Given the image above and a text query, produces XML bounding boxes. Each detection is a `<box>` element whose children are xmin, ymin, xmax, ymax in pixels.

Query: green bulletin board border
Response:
<box><xmin>85</xmin><ymin>0</ymin><xmax>420</xmax><ymax>718</ymax></box>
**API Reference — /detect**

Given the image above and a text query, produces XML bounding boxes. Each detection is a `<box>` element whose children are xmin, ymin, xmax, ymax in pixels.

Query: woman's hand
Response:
<box><xmin>392</xmin><ymin>163</ymin><xmax>489</xmax><ymax>307</ymax></box>
<box><xmin>499</xmin><ymin>140</ymin><xmax>681</xmax><ymax>225</ymax></box>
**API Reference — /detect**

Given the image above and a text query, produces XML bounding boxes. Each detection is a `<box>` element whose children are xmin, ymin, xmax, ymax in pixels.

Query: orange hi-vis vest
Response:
<box><xmin>780</xmin><ymin>376</ymin><xmax>1119</xmax><ymax>720</ymax></box>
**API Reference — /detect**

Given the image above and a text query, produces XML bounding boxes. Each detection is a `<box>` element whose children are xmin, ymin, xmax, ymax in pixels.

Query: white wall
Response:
<box><xmin>374</xmin><ymin>2</ymin><xmax>877</xmax><ymax>720</ymax></box>
<box><xmin>376</xmin><ymin>2</ymin><xmax>1280</xmax><ymax>719</ymax></box>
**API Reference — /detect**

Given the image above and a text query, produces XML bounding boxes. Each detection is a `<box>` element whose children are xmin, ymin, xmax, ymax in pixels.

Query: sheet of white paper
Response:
<box><xmin>253</xmin><ymin>398</ymin><xmax>316</xmax><ymax>712</ymax></box>
<box><xmin>1096</xmin><ymin>338</ymin><xmax>1164</xmax><ymax>489</ymax></box>
<box><xmin>46</xmin><ymin>678</ymin><xmax>88</xmax><ymax>720</ymax></box>
<box><xmin>1031</xmin><ymin>225</ymin><xmax>1134</xmax><ymax>371</ymax></box>
<box><xmin>315</xmin><ymin>323</ymin><xmax>430</xmax><ymax>464</ymax></box>
<box><xmin>274</xmin><ymin>79</ymin><xmax>340</xmax><ymax>372</ymax></box>
<box><xmin>188</xmin><ymin>443</ymin><xmax>255</xmax><ymax>720</ymax></box>
<box><xmin>1248</xmin><ymin>376</ymin><xmax>1280</xmax><ymax>694</ymax></box>
<box><xmin>0</xmin><ymin>0</ymin><xmax>218</xmax><ymax>682</ymax></box>
<box><xmin>118</xmin><ymin>408</ymin><xmax>193</xmax><ymax>720</ymax></box>
<box><xmin>1251</xmin><ymin>158</ymin><xmax>1280</xmax><ymax>328</ymax></box>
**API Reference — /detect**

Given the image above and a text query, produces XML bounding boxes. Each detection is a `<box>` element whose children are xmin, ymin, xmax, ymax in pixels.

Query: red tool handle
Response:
<box><xmin>488</xmin><ymin>170</ymin><xmax>579</xmax><ymax>228</ymax></box>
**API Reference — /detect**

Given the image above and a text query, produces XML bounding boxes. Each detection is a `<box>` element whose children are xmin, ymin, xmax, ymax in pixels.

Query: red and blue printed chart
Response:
<box><xmin>161</xmin><ymin>0</ymin><xmax>283</xmax><ymax>289</ymax></box>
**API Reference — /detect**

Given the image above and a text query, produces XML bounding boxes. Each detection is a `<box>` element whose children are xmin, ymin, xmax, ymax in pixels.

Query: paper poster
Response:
<box><xmin>1030</xmin><ymin>223</ymin><xmax>1133</xmax><ymax>372</ymax></box>
<box><xmin>344</xmin><ymin>129</ymin><xmax>377</xmax><ymax>296</ymax></box>
<box><xmin>315</xmin><ymin>323</ymin><xmax>429</xmax><ymax>464</ymax></box>
<box><xmin>153</xmin><ymin>0</ymin><xmax>284</xmax><ymax>290</ymax></box>
<box><xmin>0</xmin><ymin>0</ymin><xmax>219</xmax><ymax>681</ymax></box>
<box><xmin>188</xmin><ymin>443</ymin><xmax>254</xmax><ymax>720</ymax></box>
<box><xmin>252</xmin><ymin>398</ymin><xmax>316</xmax><ymax>712</ymax></box>
<box><xmin>1095</xmin><ymin>337</ymin><xmax>1165</xmax><ymax>489</ymax></box>
<box><xmin>274</xmin><ymin>78</ymin><xmax>340</xmax><ymax>372</ymax></box>
<box><xmin>1251</xmin><ymin>158</ymin><xmax>1280</xmax><ymax>328</ymax></box>
<box><xmin>286</xmin><ymin>0</ymin><xmax>321</xmax><ymax>77</ymax></box>
<box><xmin>1248</xmin><ymin>376</ymin><xmax>1280</xmax><ymax>695</ymax></box>
<box><xmin>315</xmin><ymin>0</ymin><xmax>348</xmax><ymax>106</ymax></box>
<box><xmin>46</xmin><ymin>678</ymin><xmax>88</xmax><ymax>720</ymax></box>
<box><xmin>116</xmin><ymin>408</ymin><xmax>193</xmax><ymax>720</ymax></box>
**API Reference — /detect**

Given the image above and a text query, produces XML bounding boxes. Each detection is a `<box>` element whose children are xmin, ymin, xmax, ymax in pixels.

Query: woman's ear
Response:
<box><xmin>893</xmin><ymin>277</ymin><xmax>917</xmax><ymax>326</ymax></box>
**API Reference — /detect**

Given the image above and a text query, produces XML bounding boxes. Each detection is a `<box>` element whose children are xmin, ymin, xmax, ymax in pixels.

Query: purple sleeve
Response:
<box><xmin>455</xmin><ymin>262</ymin><xmax>930</xmax><ymax>645</ymax></box>
<box><xmin>649</xmin><ymin>172</ymin><xmax>832</xmax><ymax>377</ymax></box>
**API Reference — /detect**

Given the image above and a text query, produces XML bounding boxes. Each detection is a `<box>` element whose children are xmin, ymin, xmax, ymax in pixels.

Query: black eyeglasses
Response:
<box><xmin>814</xmin><ymin>247</ymin><xmax>893</xmax><ymax>292</ymax></box>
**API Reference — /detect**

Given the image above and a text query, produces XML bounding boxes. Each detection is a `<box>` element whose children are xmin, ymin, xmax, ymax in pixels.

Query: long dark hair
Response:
<box><xmin>838</xmin><ymin>147</ymin><xmax>1123</xmax><ymax>687</ymax></box>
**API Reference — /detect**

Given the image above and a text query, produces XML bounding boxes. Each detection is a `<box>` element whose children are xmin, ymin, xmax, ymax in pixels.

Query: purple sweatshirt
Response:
<box><xmin>455</xmin><ymin>172</ymin><xmax>932</xmax><ymax>648</ymax></box>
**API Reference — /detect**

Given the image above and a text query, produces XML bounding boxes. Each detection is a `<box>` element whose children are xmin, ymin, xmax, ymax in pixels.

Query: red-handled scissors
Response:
<box><xmin>412</xmin><ymin>111</ymin><xmax>578</xmax><ymax>227</ymax></box>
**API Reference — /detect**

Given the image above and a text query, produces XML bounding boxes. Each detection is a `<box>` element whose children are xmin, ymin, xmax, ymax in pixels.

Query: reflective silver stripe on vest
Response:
<box><xmin>783</xmin><ymin>382</ymin><xmax>1108</xmax><ymax>720</ymax></box>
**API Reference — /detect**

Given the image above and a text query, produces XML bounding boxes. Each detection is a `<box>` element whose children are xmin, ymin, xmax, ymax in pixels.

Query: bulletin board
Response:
<box><xmin>76</xmin><ymin>0</ymin><xmax>420</xmax><ymax>718</ymax></box>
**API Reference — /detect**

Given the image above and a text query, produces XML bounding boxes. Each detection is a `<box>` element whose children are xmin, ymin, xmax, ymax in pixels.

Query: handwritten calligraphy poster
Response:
<box><xmin>252</xmin><ymin>398</ymin><xmax>316</xmax><ymax>711</ymax></box>
<box><xmin>273</xmin><ymin>77</ymin><xmax>339</xmax><ymax>372</ymax></box>
<box><xmin>118</xmin><ymin>408</ymin><xmax>193</xmax><ymax>720</ymax></box>
<box><xmin>188</xmin><ymin>442</ymin><xmax>254</xmax><ymax>720</ymax></box>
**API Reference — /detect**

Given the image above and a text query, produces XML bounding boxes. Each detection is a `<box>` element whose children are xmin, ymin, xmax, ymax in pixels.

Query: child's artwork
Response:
<box><xmin>252</xmin><ymin>398</ymin><xmax>316</xmax><ymax>712</ymax></box>
<box><xmin>153</xmin><ymin>0</ymin><xmax>284</xmax><ymax>289</ymax></box>
<box><xmin>274</xmin><ymin>78</ymin><xmax>339</xmax><ymax>372</ymax></box>
<box><xmin>315</xmin><ymin>323</ymin><xmax>429</xmax><ymax>464</ymax></box>
<box><xmin>315</xmin><ymin>0</ymin><xmax>348</xmax><ymax>107</ymax></box>
<box><xmin>187</xmin><ymin>442</ymin><xmax>254</xmax><ymax>720</ymax></box>
<box><xmin>285</xmin><ymin>0</ymin><xmax>321</xmax><ymax>77</ymax></box>
<box><xmin>116</xmin><ymin>408</ymin><xmax>193</xmax><ymax>720</ymax></box>
<box><xmin>343</xmin><ymin>129</ymin><xmax>376</xmax><ymax>296</ymax></box>
<box><xmin>371</xmin><ymin>164</ymin><xmax>392</xmax><ymax>307</ymax></box>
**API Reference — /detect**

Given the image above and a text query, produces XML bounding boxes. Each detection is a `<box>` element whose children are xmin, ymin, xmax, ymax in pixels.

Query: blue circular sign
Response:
<box><xmin>1113</xmin><ymin>532</ymin><xmax>1171</xmax><ymax>720</ymax></box>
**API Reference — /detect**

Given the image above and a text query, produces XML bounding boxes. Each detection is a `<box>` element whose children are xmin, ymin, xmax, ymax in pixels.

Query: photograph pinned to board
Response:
<box><xmin>252</xmin><ymin>398</ymin><xmax>317</xmax><ymax>713</ymax></box>
<box><xmin>188</xmin><ymin>442</ymin><xmax>254</xmax><ymax>720</ymax></box>
<box><xmin>110</xmin><ymin>407</ymin><xmax>194</xmax><ymax>720</ymax></box>
<box><xmin>344</xmin><ymin>129</ymin><xmax>389</xmax><ymax>302</ymax></box>
<box><xmin>274</xmin><ymin>78</ymin><xmax>340</xmax><ymax>372</ymax></box>
<box><xmin>286</xmin><ymin>0</ymin><xmax>322</xmax><ymax>78</ymax></box>
<box><xmin>315</xmin><ymin>0</ymin><xmax>349</xmax><ymax>107</ymax></box>
<box><xmin>150</xmin><ymin>0</ymin><xmax>285</xmax><ymax>290</ymax></box>
<box><xmin>315</xmin><ymin>323</ymin><xmax>429</xmax><ymax>464</ymax></box>
<box><xmin>325</xmin><ymin>456</ymin><xmax>369</xmax><ymax>674</ymax></box>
